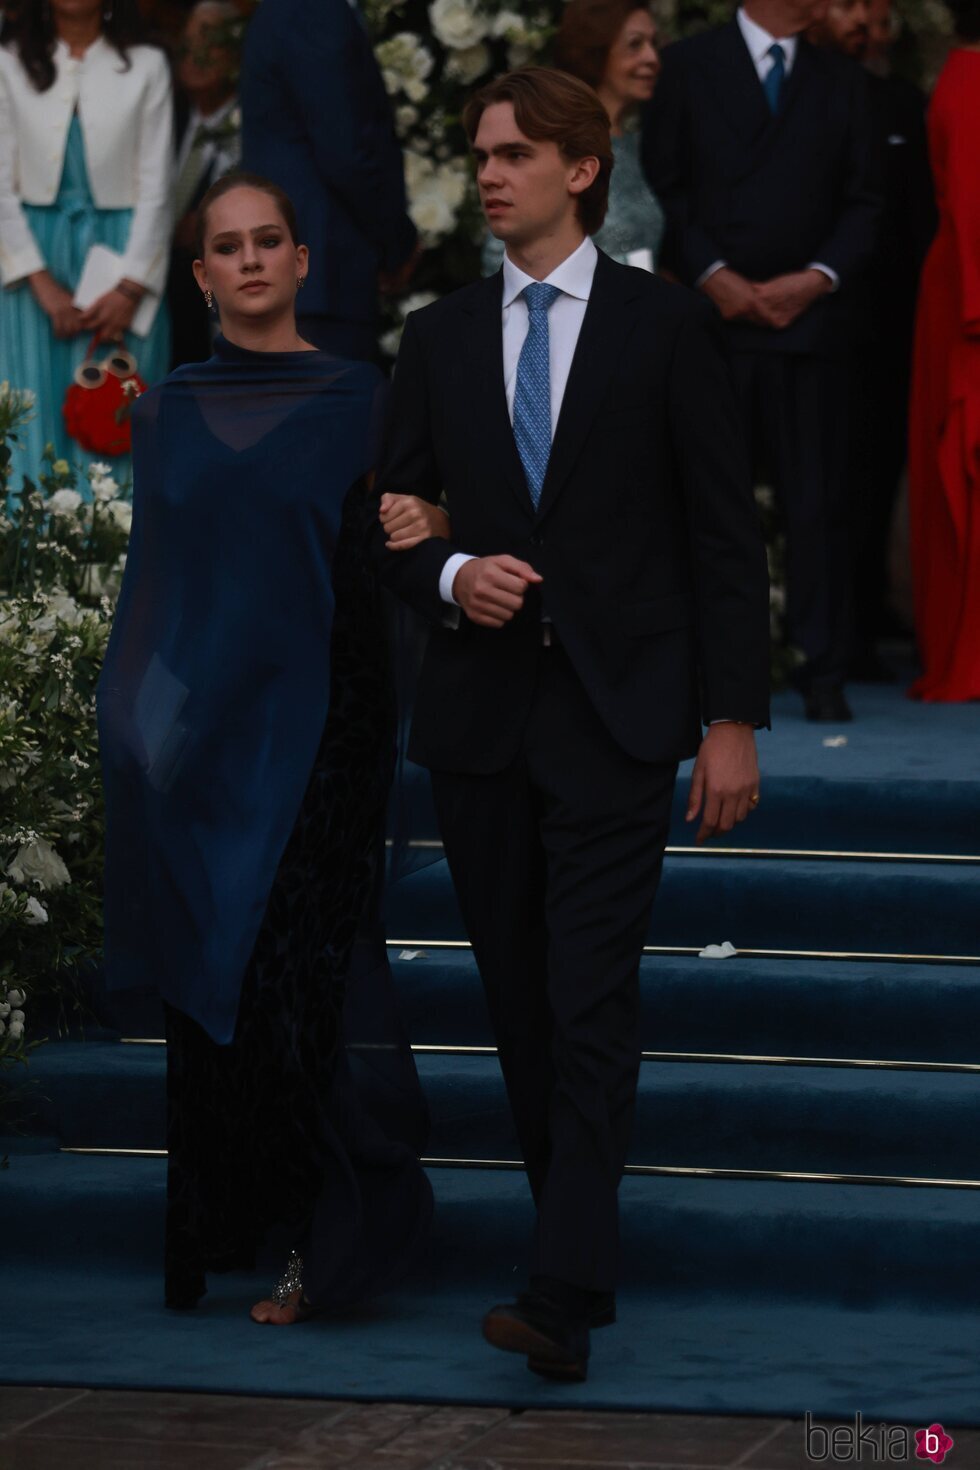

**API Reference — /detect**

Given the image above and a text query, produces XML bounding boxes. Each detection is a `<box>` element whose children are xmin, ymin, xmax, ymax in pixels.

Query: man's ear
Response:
<box><xmin>568</xmin><ymin>154</ymin><xmax>601</xmax><ymax>197</ymax></box>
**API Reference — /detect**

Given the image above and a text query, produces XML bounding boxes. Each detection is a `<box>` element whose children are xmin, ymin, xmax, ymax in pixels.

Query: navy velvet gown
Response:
<box><xmin>97</xmin><ymin>335</ymin><xmax>432</xmax><ymax>1310</ymax></box>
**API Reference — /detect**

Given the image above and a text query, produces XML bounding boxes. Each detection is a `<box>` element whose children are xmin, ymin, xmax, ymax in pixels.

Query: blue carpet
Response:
<box><xmin>2</xmin><ymin>1159</ymin><xmax>978</xmax><ymax>1422</ymax></box>
<box><xmin>3</xmin><ymin>676</ymin><xmax>979</xmax><ymax>1420</ymax></box>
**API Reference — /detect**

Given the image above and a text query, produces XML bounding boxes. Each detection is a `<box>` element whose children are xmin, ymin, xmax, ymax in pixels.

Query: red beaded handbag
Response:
<box><xmin>62</xmin><ymin>336</ymin><xmax>147</xmax><ymax>456</ymax></box>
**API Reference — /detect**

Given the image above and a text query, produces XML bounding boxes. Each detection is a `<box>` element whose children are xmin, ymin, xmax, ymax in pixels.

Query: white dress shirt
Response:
<box><xmin>439</xmin><ymin>234</ymin><xmax>598</xmax><ymax>605</ymax></box>
<box><xmin>696</xmin><ymin>7</ymin><xmax>838</xmax><ymax>292</ymax></box>
<box><xmin>175</xmin><ymin>95</ymin><xmax>240</xmax><ymax>207</ymax></box>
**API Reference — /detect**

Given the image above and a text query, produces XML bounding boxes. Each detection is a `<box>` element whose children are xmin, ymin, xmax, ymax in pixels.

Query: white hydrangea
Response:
<box><xmin>106</xmin><ymin>500</ymin><xmax>133</xmax><ymax>533</ymax></box>
<box><xmin>375</xmin><ymin>33</ymin><xmax>435</xmax><ymax>103</ymax></box>
<box><xmin>47</xmin><ymin>488</ymin><xmax>83</xmax><ymax>516</ymax></box>
<box><xmin>5</xmin><ymin>836</ymin><xmax>71</xmax><ymax>892</ymax></box>
<box><xmin>429</xmin><ymin>0</ymin><xmax>491</xmax><ymax>51</ymax></box>
<box><xmin>405</xmin><ymin>152</ymin><xmax>470</xmax><ymax>245</ymax></box>
<box><xmin>444</xmin><ymin>40</ymin><xmax>491</xmax><ymax>84</ymax></box>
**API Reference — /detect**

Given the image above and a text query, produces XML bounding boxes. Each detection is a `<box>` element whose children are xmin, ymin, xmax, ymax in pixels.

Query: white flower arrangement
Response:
<box><xmin>428</xmin><ymin>0</ymin><xmax>492</xmax><ymax>52</ymax></box>
<box><xmin>1</xmin><ymin>398</ymin><xmax>129</xmax><ymax>1093</ymax></box>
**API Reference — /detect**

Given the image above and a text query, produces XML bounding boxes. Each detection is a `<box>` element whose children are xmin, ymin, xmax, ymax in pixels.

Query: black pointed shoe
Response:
<box><xmin>482</xmin><ymin>1291</ymin><xmax>590</xmax><ymax>1383</ymax></box>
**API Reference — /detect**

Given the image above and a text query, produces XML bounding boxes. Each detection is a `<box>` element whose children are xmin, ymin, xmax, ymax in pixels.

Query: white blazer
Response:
<box><xmin>0</xmin><ymin>36</ymin><xmax>174</xmax><ymax>293</ymax></box>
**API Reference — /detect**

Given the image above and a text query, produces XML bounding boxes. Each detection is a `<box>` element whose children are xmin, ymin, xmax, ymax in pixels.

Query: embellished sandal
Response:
<box><xmin>250</xmin><ymin>1249</ymin><xmax>316</xmax><ymax>1324</ymax></box>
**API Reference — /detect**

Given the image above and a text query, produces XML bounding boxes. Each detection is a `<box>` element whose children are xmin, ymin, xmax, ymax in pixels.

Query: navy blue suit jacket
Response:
<box><xmin>641</xmin><ymin>22</ymin><xmax>882</xmax><ymax>356</ymax></box>
<box><xmin>240</xmin><ymin>0</ymin><xmax>416</xmax><ymax>325</ymax></box>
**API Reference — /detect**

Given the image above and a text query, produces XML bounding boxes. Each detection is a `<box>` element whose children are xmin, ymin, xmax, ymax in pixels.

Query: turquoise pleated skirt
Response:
<box><xmin>0</xmin><ymin>114</ymin><xmax>171</xmax><ymax>500</ymax></box>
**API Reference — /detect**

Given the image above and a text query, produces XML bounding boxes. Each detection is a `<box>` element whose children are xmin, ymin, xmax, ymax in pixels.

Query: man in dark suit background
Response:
<box><xmin>240</xmin><ymin>0</ymin><xmax>419</xmax><ymax>361</ymax></box>
<box><xmin>373</xmin><ymin>68</ymin><xmax>770</xmax><ymax>1383</ymax></box>
<box><xmin>642</xmin><ymin>0</ymin><xmax>882</xmax><ymax>721</ymax></box>
<box><xmin>809</xmin><ymin>0</ymin><xmax>935</xmax><ymax>675</ymax></box>
<box><xmin>167</xmin><ymin>0</ymin><xmax>241</xmax><ymax>368</ymax></box>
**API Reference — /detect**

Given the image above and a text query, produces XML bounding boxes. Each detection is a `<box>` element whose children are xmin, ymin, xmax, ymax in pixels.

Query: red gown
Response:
<box><xmin>908</xmin><ymin>49</ymin><xmax>980</xmax><ymax>701</ymax></box>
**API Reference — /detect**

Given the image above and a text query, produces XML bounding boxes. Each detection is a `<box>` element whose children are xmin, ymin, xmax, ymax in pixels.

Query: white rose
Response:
<box><xmin>47</xmin><ymin>488</ymin><xmax>82</xmax><ymax>516</ymax></box>
<box><xmin>6</xmin><ymin>989</ymin><xmax>25</xmax><ymax>1007</ymax></box>
<box><xmin>92</xmin><ymin>476</ymin><xmax>119</xmax><ymax>503</ymax></box>
<box><xmin>410</xmin><ymin>186</ymin><xmax>456</xmax><ymax>242</ymax></box>
<box><xmin>395</xmin><ymin>104</ymin><xmax>419</xmax><ymax>134</ymax></box>
<box><xmin>24</xmin><ymin>897</ymin><xmax>48</xmax><ymax>926</ymax></box>
<box><xmin>10</xmin><ymin>1010</ymin><xmax>25</xmax><ymax>1024</ymax></box>
<box><xmin>444</xmin><ymin>40</ymin><xmax>490</xmax><ymax>83</ymax></box>
<box><xmin>375</xmin><ymin>33</ymin><xmax>434</xmax><ymax>99</ymax></box>
<box><xmin>429</xmin><ymin>0</ymin><xmax>490</xmax><ymax>50</ymax></box>
<box><xmin>0</xmin><ymin>1004</ymin><xmax>9</xmax><ymax>1019</ymax></box>
<box><xmin>6</xmin><ymin>837</ymin><xmax>71</xmax><ymax>892</ymax></box>
<box><xmin>106</xmin><ymin>500</ymin><xmax>133</xmax><ymax>533</ymax></box>
<box><xmin>8</xmin><ymin>1020</ymin><xmax>24</xmax><ymax>1040</ymax></box>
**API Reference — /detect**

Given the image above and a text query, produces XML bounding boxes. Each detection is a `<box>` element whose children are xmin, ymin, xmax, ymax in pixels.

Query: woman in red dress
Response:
<box><xmin>907</xmin><ymin>12</ymin><xmax>980</xmax><ymax>701</ymax></box>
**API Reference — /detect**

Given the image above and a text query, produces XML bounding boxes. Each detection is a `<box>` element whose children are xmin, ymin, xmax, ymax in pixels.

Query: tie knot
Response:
<box><xmin>768</xmin><ymin>41</ymin><xmax>785</xmax><ymax>66</ymax></box>
<box><xmin>523</xmin><ymin>282</ymin><xmax>562</xmax><ymax>316</ymax></box>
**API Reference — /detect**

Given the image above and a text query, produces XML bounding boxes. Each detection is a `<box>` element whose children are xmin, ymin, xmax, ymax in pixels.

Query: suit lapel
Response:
<box><xmin>706</xmin><ymin>20</ymin><xmax>773</xmax><ymax>147</ymax></box>
<box><xmin>535</xmin><ymin>251</ymin><xmax>643</xmax><ymax>523</ymax></box>
<box><xmin>462</xmin><ymin>271</ymin><xmax>533</xmax><ymax>514</ymax></box>
<box><xmin>775</xmin><ymin>35</ymin><xmax>817</xmax><ymax>127</ymax></box>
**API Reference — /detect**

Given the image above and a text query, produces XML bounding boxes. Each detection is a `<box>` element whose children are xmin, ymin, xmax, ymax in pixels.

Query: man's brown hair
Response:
<box><xmin>556</xmin><ymin>0</ymin><xmax>653</xmax><ymax>90</ymax></box>
<box><xmin>462</xmin><ymin>67</ymin><xmax>614</xmax><ymax>237</ymax></box>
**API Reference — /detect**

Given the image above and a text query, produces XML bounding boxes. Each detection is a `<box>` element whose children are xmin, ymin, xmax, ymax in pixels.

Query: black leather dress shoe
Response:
<box><xmin>589</xmin><ymin>1290</ymin><xmax>616</xmax><ymax>1328</ymax></box>
<box><xmin>482</xmin><ymin>1291</ymin><xmax>590</xmax><ymax>1382</ymax></box>
<box><xmin>803</xmin><ymin>685</ymin><xmax>853</xmax><ymax>723</ymax></box>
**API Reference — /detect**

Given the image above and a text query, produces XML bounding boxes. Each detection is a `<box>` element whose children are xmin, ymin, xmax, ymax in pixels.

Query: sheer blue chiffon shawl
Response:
<box><xmin>96</xmin><ymin>335</ymin><xmax>388</xmax><ymax>1045</ymax></box>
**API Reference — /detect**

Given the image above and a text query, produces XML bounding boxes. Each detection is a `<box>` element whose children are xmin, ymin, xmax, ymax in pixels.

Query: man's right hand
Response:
<box><xmin>453</xmin><ymin>555</ymin><xmax>543</xmax><ymax>629</ymax></box>
<box><xmin>700</xmin><ymin>267</ymin><xmax>768</xmax><ymax>326</ymax></box>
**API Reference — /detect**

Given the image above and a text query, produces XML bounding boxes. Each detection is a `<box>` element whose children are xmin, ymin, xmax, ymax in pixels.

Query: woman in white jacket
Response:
<box><xmin>0</xmin><ymin>0</ymin><xmax>174</xmax><ymax>491</ymax></box>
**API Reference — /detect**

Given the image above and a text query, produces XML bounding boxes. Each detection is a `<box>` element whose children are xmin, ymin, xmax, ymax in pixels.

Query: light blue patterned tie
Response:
<box><xmin>513</xmin><ymin>282</ymin><xmax>562</xmax><ymax>509</ymax></box>
<box><xmin>763</xmin><ymin>42</ymin><xmax>786</xmax><ymax>114</ymax></box>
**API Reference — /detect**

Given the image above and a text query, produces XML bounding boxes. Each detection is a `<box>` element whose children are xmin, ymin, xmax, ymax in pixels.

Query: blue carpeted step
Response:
<box><xmin>3</xmin><ymin>1153</ymin><xmax>979</xmax><ymax>1317</ymax></box>
<box><xmin>397</xmin><ymin>680</ymin><xmax>980</xmax><ymax>857</ymax></box>
<box><xmin>384</xmin><ymin>856</ymin><xmax>979</xmax><ymax>957</ymax></box>
<box><xmin>17</xmin><ymin>1041</ymin><xmax>980</xmax><ymax>1182</ymax></box>
<box><xmin>389</xmin><ymin>950</ymin><xmax>980</xmax><ymax>1064</ymax></box>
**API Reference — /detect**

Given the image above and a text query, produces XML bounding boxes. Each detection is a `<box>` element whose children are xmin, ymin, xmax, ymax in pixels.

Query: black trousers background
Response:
<box><xmin>730</xmin><ymin>351</ymin><xmax>853</xmax><ymax>688</ymax></box>
<box><xmin>431</xmin><ymin>642</ymin><xmax>677</xmax><ymax>1295</ymax></box>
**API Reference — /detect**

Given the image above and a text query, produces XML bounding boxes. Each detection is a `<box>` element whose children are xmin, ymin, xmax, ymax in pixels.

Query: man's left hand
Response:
<box><xmin>686</xmin><ymin>723</ymin><xmax>760</xmax><ymax>845</ymax></box>
<box><xmin>754</xmin><ymin>269</ymin><xmax>832</xmax><ymax>331</ymax></box>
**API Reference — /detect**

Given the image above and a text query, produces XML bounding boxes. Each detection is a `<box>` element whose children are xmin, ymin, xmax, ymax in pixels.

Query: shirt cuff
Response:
<box><xmin>439</xmin><ymin>552</ymin><xmax>476</xmax><ymax>606</ymax></box>
<box><xmin>807</xmin><ymin>262</ymin><xmax>840</xmax><ymax>292</ymax></box>
<box><xmin>695</xmin><ymin>260</ymin><xmax>727</xmax><ymax>289</ymax></box>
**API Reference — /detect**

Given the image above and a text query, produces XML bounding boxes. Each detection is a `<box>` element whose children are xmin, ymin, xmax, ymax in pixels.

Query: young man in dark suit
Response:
<box><xmin>642</xmin><ymin>0</ymin><xmax>883</xmax><ymax>721</ymax></box>
<box><xmin>374</xmin><ymin>68</ymin><xmax>770</xmax><ymax>1383</ymax></box>
<box><xmin>239</xmin><ymin>0</ymin><xmax>419</xmax><ymax>361</ymax></box>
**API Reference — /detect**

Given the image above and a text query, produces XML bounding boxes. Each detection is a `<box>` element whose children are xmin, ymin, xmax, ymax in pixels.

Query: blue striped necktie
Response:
<box><xmin>513</xmin><ymin>282</ymin><xmax>562</xmax><ymax>510</ymax></box>
<box><xmin>763</xmin><ymin>42</ymin><xmax>786</xmax><ymax>114</ymax></box>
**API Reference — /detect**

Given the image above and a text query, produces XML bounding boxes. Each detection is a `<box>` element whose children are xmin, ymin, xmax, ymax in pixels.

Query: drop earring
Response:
<box><xmin>204</xmin><ymin>289</ymin><xmax>215</xmax><ymax>311</ymax></box>
<box><xmin>103</xmin><ymin>0</ymin><xmax>113</xmax><ymax>22</ymax></box>
<box><xmin>296</xmin><ymin>276</ymin><xmax>305</xmax><ymax>292</ymax></box>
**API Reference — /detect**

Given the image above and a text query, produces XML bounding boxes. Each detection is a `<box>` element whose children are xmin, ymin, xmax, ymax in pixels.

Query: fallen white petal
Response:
<box><xmin>822</xmin><ymin>736</ymin><xmax>848</xmax><ymax>748</ymax></box>
<box><xmin>698</xmin><ymin>941</ymin><xmax>738</xmax><ymax>959</ymax></box>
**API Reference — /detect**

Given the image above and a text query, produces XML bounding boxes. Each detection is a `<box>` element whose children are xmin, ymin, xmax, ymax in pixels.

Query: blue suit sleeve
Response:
<box><xmin>284</xmin><ymin>0</ymin><xmax>417</xmax><ymax>272</ymax></box>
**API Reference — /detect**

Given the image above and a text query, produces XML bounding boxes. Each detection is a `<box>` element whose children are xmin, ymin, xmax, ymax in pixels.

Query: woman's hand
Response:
<box><xmin>78</xmin><ymin>286</ymin><xmax>138</xmax><ymax>343</ymax></box>
<box><xmin>29</xmin><ymin>269</ymin><xmax>84</xmax><ymax>340</ymax></box>
<box><xmin>379</xmin><ymin>493</ymin><xmax>451</xmax><ymax>550</ymax></box>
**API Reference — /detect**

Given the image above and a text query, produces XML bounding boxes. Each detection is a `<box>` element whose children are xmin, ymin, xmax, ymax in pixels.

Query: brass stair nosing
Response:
<box><xmin>392</xmin><ymin>839</ymin><xmax>980</xmax><ymax>864</ymax></box>
<box><xmin>117</xmin><ymin>1036</ymin><xmax>980</xmax><ymax>1075</ymax></box>
<box><xmin>386</xmin><ymin>939</ymin><xmax>980</xmax><ymax>965</ymax></box>
<box><xmin>57</xmin><ymin>1146</ymin><xmax>980</xmax><ymax>1190</ymax></box>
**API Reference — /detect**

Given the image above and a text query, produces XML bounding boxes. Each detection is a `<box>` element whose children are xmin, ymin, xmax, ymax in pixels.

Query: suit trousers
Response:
<box><xmin>430</xmin><ymin>641</ymin><xmax>677</xmax><ymax>1293</ymax></box>
<box><xmin>730</xmin><ymin>351</ymin><xmax>853</xmax><ymax>688</ymax></box>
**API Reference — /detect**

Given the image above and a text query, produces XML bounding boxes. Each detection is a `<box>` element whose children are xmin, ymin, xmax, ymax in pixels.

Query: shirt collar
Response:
<box><xmin>736</xmin><ymin>7</ymin><xmax>799</xmax><ymax>67</ymax></box>
<box><xmin>55</xmin><ymin>34</ymin><xmax>107</xmax><ymax>64</ymax></box>
<box><xmin>501</xmin><ymin>235</ymin><xmax>598</xmax><ymax>311</ymax></box>
<box><xmin>190</xmin><ymin>95</ymin><xmax>237</xmax><ymax>133</ymax></box>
